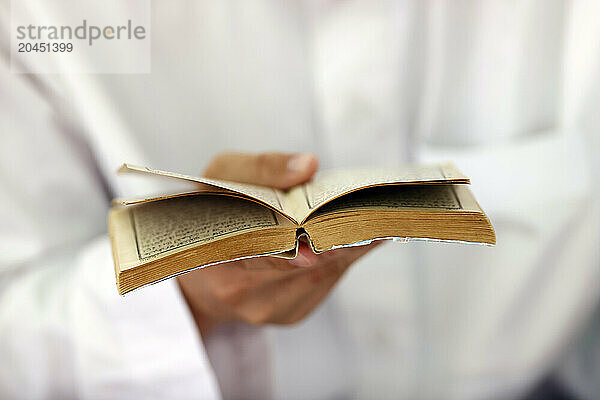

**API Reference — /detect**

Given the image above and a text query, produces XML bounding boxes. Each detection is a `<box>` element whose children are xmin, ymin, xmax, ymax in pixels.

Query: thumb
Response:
<box><xmin>203</xmin><ymin>152</ymin><xmax>319</xmax><ymax>189</ymax></box>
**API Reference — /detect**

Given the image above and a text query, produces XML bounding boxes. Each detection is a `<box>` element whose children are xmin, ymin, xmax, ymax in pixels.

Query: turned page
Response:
<box><xmin>310</xmin><ymin>184</ymin><xmax>481</xmax><ymax>216</ymax></box>
<box><xmin>116</xmin><ymin>162</ymin><xmax>470</xmax><ymax>224</ymax></box>
<box><xmin>298</xmin><ymin>162</ymin><xmax>469</xmax><ymax>221</ymax></box>
<box><xmin>110</xmin><ymin>196</ymin><xmax>285</xmax><ymax>272</ymax></box>
<box><xmin>118</xmin><ymin>164</ymin><xmax>288</xmax><ymax>215</ymax></box>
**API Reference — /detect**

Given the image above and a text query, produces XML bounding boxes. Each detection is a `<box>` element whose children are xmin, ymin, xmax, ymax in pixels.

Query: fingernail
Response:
<box><xmin>289</xmin><ymin>252</ymin><xmax>313</xmax><ymax>267</ymax></box>
<box><xmin>287</xmin><ymin>153</ymin><xmax>314</xmax><ymax>172</ymax></box>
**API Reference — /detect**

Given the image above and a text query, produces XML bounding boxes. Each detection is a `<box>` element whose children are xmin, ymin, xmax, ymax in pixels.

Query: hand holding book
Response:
<box><xmin>176</xmin><ymin>152</ymin><xmax>379</xmax><ymax>336</ymax></box>
<box><xmin>109</xmin><ymin>153</ymin><xmax>495</xmax><ymax>297</ymax></box>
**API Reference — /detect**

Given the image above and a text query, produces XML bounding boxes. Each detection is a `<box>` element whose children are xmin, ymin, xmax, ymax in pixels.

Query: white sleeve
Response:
<box><xmin>0</xmin><ymin>236</ymin><xmax>222</xmax><ymax>400</ymax></box>
<box><xmin>0</xmin><ymin>16</ymin><xmax>224</xmax><ymax>396</ymax></box>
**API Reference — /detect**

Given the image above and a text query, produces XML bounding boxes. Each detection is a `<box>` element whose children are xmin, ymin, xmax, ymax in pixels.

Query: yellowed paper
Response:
<box><xmin>303</xmin><ymin>162</ymin><xmax>469</xmax><ymax>214</ymax></box>
<box><xmin>131</xmin><ymin>196</ymin><xmax>280</xmax><ymax>261</ymax></box>
<box><xmin>119</xmin><ymin>163</ymin><xmax>285</xmax><ymax>213</ymax></box>
<box><xmin>313</xmin><ymin>184</ymin><xmax>476</xmax><ymax>215</ymax></box>
<box><xmin>117</xmin><ymin>162</ymin><xmax>469</xmax><ymax>224</ymax></box>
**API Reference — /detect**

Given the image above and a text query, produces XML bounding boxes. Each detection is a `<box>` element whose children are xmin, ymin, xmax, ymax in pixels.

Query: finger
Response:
<box><xmin>233</xmin><ymin>267</ymin><xmax>329</xmax><ymax>324</ymax></box>
<box><xmin>288</xmin><ymin>241</ymin><xmax>318</xmax><ymax>268</ymax></box>
<box><xmin>239</xmin><ymin>255</ymin><xmax>296</xmax><ymax>273</ymax></box>
<box><xmin>265</xmin><ymin>242</ymin><xmax>318</xmax><ymax>271</ymax></box>
<box><xmin>240</xmin><ymin>238</ymin><xmax>380</xmax><ymax>271</ymax></box>
<box><xmin>320</xmin><ymin>241</ymin><xmax>382</xmax><ymax>263</ymax></box>
<box><xmin>237</xmin><ymin>245</ymin><xmax>316</xmax><ymax>271</ymax></box>
<box><xmin>278</xmin><ymin>270</ymin><xmax>345</xmax><ymax>323</ymax></box>
<box><xmin>278</xmin><ymin>245</ymin><xmax>377</xmax><ymax>321</ymax></box>
<box><xmin>253</xmin><ymin>244</ymin><xmax>375</xmax><ymax>322</ymax></box>
<box><xmin>238</xmin><ymin>255</ymin><xmax>350</xmax><ymax>324</ymax></box>
<box><xmin>203</xmin><ymin>152</ymin><xmax>318</xmax><ymax>189</ymax></box>
<box><xmin>230</xmin><ymin>243</ymin><xmax>367</xmax><ymax>324</ymax></box>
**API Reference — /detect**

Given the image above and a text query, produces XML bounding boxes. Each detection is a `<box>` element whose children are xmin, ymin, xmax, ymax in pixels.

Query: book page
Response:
<box><xmin>280</xmin><ymin>185</ymin><xmax>311</xmax><ymax>223</ymax></box>
<box><xmin>113</xmin><ymin>187</ymin><xmax>232</xmax><ymax>206</ymax></box>
<box><xmin>119</xmin><ymin>164</ymin><xmax>286</xmax><ymax>215</ymax></box>
<box><xmin>303</xmin><ymin>162</ymin><xmax>469</xmax><ymax>216</ymax></box>
<box><xmin>312</xmin><ymin>184</ymin><xmax>479</xmax><ymax>216</ymax></box>
<box><xmin>126</xmin><ymin>196</ymin><xmax>281</xmax><ymax>263</ymax></box>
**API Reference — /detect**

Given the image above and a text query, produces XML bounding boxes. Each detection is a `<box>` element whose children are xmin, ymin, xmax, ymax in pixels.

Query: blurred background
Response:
<box><xmin>1</xmin><ymin>1</ymin><xmax>599</xmax><ymax>399</ymax></box>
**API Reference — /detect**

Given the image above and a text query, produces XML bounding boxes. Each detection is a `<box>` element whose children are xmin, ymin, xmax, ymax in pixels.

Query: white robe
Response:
<box><xmin>1</xmin><ymin>1</ymin><xmax>599</xmax><ymax>399</ymax></box>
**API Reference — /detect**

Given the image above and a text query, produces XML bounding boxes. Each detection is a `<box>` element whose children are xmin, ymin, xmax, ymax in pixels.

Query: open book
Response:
<box><xmin>109</xmin><ymin>162</ymin><xmax>495</xmax><ymax>294</ymax></box>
